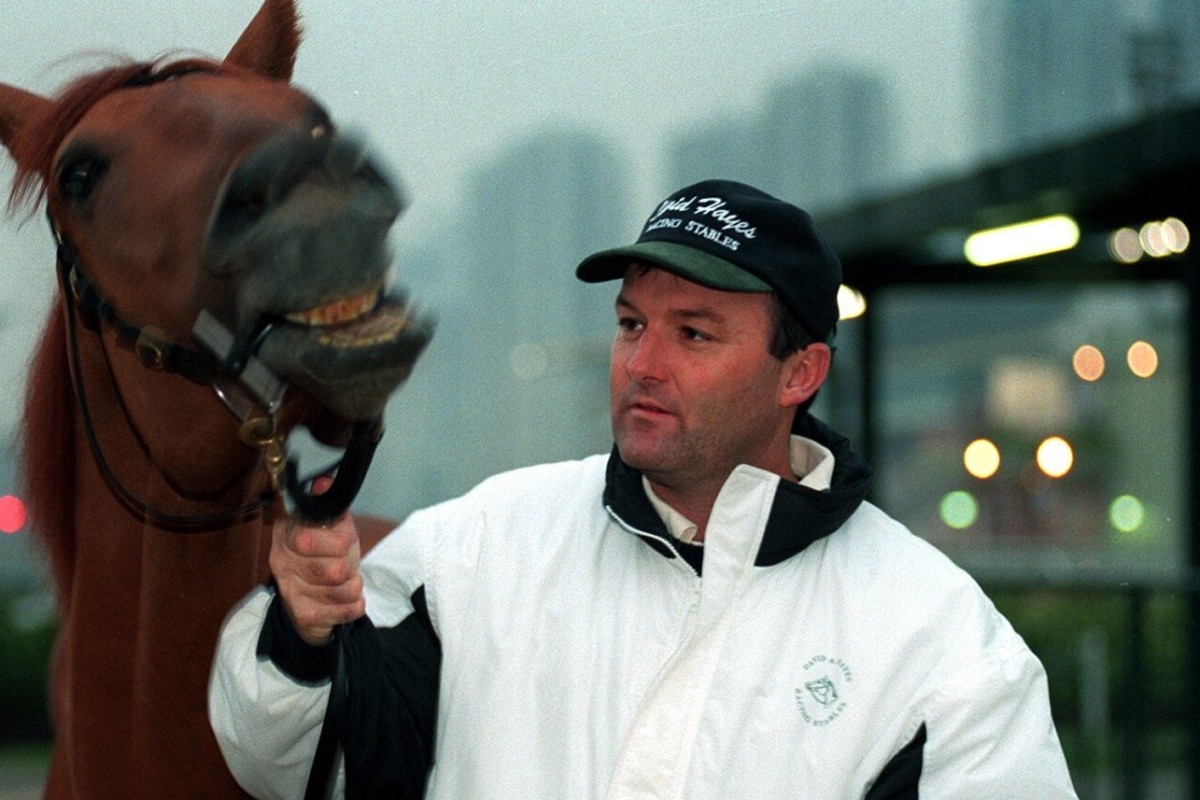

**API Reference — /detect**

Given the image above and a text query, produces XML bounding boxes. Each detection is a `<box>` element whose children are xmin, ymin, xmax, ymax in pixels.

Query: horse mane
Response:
<box><xmin>20</xmin><ymin>297</ymin><xmax>75</xmax><ymax>600</ymax></box>
<box><xmin>7</xmin><ymin>57</ymin><xmax>224</xmax><ymax>214</ymax></box>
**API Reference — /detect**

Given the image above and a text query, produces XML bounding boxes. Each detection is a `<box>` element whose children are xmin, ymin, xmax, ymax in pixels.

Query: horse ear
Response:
<box><xmin>224</xmin><ymin>0</ymin><xmax>303</xmax><ymax>81</ymax></box>
<box><xmin>0</xmin><ymin>83</ymin><xmax>52</xmax><ymax>164</ymax></box>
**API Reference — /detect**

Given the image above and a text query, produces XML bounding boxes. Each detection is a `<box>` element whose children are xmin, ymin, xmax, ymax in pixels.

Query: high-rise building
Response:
<box><xmin>665</xmin><ymin>64</ymin><xmax>895</xmax><ymax>214</ymax></box>
<box><xmin>1153</xmin><ymin>0</ymin><xmax>1200</xmax><ymax>101</ymax></box>
<box><xmin>443</xmin><ymin>129</ymin><xmax>628</xmax><ymax>486</ymax></box>
<box><xmin>363</xmin><ymin>130</ymin><xmax>631</xmax><ymax>513</ymax></box>
<box><xmin>973</xmin><ymin>0</ymin><xmax>1128</xmax><ymax>157</ymax></box>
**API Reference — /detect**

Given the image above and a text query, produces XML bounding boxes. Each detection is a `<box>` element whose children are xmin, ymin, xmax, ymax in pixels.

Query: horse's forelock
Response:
<box><xmin>7</xmin><ymin>57</ymin><xmax>224</xmax><ymax>215</ymax></box>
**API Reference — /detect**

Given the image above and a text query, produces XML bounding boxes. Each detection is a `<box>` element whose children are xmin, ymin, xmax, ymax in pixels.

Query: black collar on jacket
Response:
<box><xmin>602</xmin><ymin>413</ymin><xmax>873</xmax><ymax>569</ymax></box>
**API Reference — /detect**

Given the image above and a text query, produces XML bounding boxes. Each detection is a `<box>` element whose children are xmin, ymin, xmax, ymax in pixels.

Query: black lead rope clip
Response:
<box><xmin>284</xmin><ymin>417</ymin><xmax>383</xmax><ymax>526</ymax></box>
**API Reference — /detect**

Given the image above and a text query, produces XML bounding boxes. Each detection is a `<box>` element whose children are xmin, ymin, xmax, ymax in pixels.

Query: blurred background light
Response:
<box><xmin>1160</xmin><ymin>217</ymin><xmax>1190</xmax><ymax>253</ymax></box>
<box><xmin>1072</xmin><ymin>344</ymin><xmax>1105</xmax><ymax>381</ymax></box>
<box><xmin>1111</xmin><ymin>217</ymin><xmax>1190</xmax><ymax>262</ymax></box>
<box><xmin>1108</xmin><ymin>494</ymin><xmax>1145</xmax><ymax>534</ymax></box>
<box><xmin>0</xmin><ymin>495</ymin><xmax>26</xmax><ymax>534</ymax></box>
<box><xmin>1140</xmin><ymin>221</ymin><xmax>1171</xmax><ymax>257</ymax></box>
<box><xmin>963</xmin><ymin>438</ymin><xmax>1001</xmax><ymax>479</ymax></box>
<box><xmin>940</xmin><ymin>490</ymin><xmax>979</xmax><ymax>530</ymax></box>
<box><xmin>1037</xmin><ymin>436</ymin><xmax>1074</xmax><ymax>478</ymax></box>
<box><xmin>510</xmin><ymin>341</ymin><xmax>549</xmax><ymax>380</ymax></box>
<box><xmin>964</xmin><ymin>214</ymin><xmax>1080</xmax><ymax>267</ymax></box>
<box><xmin>1108</xmin><ymin>227</ymin><xmax>1143</xmax><ymax>263</ymax></box>
<box><xmin>1126</xmin><ymin>340</ymin><xmax>1158</xmax><ymax>378</ymax></box>
<box><xmin>837</xmin><ymin>284</ymin><xmax>867</xmax><ymax>321</ymax></box>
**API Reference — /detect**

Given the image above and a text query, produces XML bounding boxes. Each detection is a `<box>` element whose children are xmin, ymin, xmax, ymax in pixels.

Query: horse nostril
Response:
<box><xmin>241</xmin><ymin>191</ymin><xmax>267</xmax><ymax>217</ymax></box>
<box><xmin>214</xmin><ymin>184</ymin><xmax>271</xmax><ymax>237</ymax></box>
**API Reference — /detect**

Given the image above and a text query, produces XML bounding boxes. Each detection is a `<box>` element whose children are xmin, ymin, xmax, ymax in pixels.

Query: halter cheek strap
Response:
<box><xmin>56</xmin><ymin>223</ymin><xmax>219</xmax><ymax>387</ymax></box>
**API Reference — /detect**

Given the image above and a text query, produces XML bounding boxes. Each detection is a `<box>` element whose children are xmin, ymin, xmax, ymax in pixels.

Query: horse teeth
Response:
<box><xmin>316</xmin><ymin>306</ymin><xmax>410</xmax><ymax>348</ymax></box>
<box><xmin>286</xmin><ymin>289</ymin><xmax>380</xmax><ymax>326</ymax></box>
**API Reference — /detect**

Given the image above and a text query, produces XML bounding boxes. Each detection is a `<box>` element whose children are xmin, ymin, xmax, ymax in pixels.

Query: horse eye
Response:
<box><xmin>57</xmin><ymin>154</ymin><xmax>108</xmax><ymax>204</ymax></box>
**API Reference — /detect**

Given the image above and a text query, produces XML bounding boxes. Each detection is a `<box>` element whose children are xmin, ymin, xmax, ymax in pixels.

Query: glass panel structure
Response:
<box><xmin>873</xmin><ymin>283</ymin><xmax>1185</xmax><ymax>585</ymax></box>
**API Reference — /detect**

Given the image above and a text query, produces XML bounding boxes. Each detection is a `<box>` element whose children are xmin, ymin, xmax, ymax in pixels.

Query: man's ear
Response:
<box><xmin>779</xmin><ymin>343</ymin><xmax>832</xmax><ymax>409</ymax></box>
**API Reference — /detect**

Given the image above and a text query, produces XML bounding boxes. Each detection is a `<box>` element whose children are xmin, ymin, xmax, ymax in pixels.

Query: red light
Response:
<box><xmin>0</xmin><ymin>495</ymin><xmax>27</xmax><ymax>534</ymax></box>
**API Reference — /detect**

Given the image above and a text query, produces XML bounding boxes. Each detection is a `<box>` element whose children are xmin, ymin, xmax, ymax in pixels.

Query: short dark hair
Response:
<box><xmin>767</xmin><ymin>293</ymin><xmax>815</xmax><ymax>360</ymax></box>
<box><xmin>767</xmin><ymin>293</ymin><xmax>827</xmax><ymax>416</ymax></box>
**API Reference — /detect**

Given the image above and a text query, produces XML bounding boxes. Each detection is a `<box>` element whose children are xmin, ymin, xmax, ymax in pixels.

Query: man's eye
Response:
<box><xmin>683</xmin><ymin>326</ymin><xmax>711</xmax><ymax>342</ymax></box>
<box><xmin>617</xmin><ymin>317</ymin><xmax>642</xmax><ymax>333</ymax></box>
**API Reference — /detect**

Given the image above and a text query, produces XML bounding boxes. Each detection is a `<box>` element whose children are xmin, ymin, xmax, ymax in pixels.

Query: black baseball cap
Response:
<box><xmin>575</xmin><ymin>179</ymin><xmax>842</xmax><ymax>343</ymax></box>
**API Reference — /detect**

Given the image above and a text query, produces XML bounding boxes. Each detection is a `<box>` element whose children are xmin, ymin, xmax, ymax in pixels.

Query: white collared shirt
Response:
<box><xmin>642</xmin><ymin>435</ymin><xmax>836</xmax><ymax>544</ymax></box>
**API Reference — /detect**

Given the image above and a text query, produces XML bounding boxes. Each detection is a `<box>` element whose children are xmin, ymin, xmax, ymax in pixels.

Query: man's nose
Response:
<box><xmin>625</xmin><ymin>330</ymin><xmax>666</xmax><ymax>382</ymax></box>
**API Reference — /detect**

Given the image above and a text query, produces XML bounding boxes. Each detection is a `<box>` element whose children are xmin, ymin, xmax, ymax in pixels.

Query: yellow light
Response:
<box><xmin>1140</xmin><ymin>222</ymin><xmax>1171</xmax><ymax>258</ymax></box>
<box><xmin>1161</xmin><ymin>217</ymin><xmax>1190</xmax><ymax>254</ymax></box>
<box><xmin>837</xmin><ymin>284</ymin><xmax>866</xmax><ymax>321</ymax></box>
<box><xmin>1108</xmin><ymin>227</ymin><xmax>1143</xmax><ymax>263</ymax></box>
<box><xmin>1072</xmin><ymin>344</ymin><xmax>1105</xmax><ymax>382</ymax></box>
<box><xmin>1127</xmin><ymin>341</ymin><xmax>1158</xmax><ymax>378</ymax></box>
<box><xmin>963</xmin><ymin>438</ymin><xmax>1001</xmax><ymax>479</ymax></box>
<box><xmin>964</xmin><ymin>215</ymin><xmax>1080</xmax><ymax>267</ymax></box>
<box><xmin>1036</xmin><ymin>436</ymin><xmax>1074</xmax><ymax>478</ymax></box>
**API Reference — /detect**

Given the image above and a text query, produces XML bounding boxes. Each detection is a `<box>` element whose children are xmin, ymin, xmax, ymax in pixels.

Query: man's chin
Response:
<box><xmin>615</xmin><ymin>439</ymin><xmax>675</xmax><ymax>475</ymax></box>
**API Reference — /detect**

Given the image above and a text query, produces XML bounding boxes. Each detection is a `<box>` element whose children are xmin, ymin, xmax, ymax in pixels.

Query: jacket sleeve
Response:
<box><xmin>208</xmin><ymin>585</ymin><xmax>337</xmax><ymax>800</ymax></box>
<box><xmin>912</xmin><ymin>613</ymin><xmax>1079</xmax><ymax>798</ymax></box>
<box><xmin>209</xmin><ymin>512</ymin><xmax>443</xmax><ymax>800</ymax></box>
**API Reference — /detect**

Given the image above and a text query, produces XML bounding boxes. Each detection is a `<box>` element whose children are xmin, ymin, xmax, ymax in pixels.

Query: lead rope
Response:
<box><xmin>305</xmin><ymin>624</ymin><xmax>350</xmax><ymax>800</ymax></box>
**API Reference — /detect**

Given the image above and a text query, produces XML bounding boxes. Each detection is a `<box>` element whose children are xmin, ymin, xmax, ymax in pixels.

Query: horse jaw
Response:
<box><xmin>224</xmin><ymin>0</ymin><xmax>302</xmax><ymax>81</ymax></box>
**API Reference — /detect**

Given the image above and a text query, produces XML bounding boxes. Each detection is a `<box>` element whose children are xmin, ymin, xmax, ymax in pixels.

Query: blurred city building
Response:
<box><xmin>665</xmin><ymin>63</ymin><xmax>897</xmax><ymax>213</ymax></box>
<box><xmin>358</xmin><ymin>128</ymin><xmax>626</xmax><ymax>514</ymax></box>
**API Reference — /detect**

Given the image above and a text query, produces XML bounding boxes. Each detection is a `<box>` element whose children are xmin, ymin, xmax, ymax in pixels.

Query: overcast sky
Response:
<box><xmin>0</xmin><ymin>0</ymin><xmax>981</xmax><ymax>438</ymax></box>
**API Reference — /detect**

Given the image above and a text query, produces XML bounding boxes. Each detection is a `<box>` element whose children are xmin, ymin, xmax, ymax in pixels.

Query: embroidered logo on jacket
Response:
<box><xmin>795</xmin><ymin>654</ymin><xmax>852</xmax><ymax>726</ymax></box>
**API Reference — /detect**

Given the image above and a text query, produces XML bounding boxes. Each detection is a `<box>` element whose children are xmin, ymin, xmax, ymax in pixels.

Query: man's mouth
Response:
<box><xmin>627</xmin><ymin>396</ymin><xmax>673</xmax><ymax>418</ymax></box>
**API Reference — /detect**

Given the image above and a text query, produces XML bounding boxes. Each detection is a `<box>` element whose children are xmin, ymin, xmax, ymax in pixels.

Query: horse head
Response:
<box><xmin>1</xmin><ymin>0</ymin><xmax>431</xmax><ymax>524</ymax></box>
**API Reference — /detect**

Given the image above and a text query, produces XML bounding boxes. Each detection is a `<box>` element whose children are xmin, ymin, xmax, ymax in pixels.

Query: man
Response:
<box><xmin>209</xmin><ymin>180</ymin><xmax>1079</xmax><ymax>799</ymax></box>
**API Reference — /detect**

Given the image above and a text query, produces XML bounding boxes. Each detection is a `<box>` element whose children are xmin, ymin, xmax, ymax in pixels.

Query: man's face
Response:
<box><xmin>609</xmin><ymin>265</ymin><xmax>810</xmax><ymax>493</ymax></box>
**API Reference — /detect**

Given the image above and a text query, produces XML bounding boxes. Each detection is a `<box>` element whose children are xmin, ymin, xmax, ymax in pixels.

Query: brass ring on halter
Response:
<box><xmin>238</xmin><ymin>415</ymin><xmax>278</xmax><ymax>447</ymax></box>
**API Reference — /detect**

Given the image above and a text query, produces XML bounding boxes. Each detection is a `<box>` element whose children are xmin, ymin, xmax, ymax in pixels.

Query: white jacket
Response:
<box><xmin>209</xmin><ymin>416</ymin><xmax>1078</xmax><ymax>799</ymax></box>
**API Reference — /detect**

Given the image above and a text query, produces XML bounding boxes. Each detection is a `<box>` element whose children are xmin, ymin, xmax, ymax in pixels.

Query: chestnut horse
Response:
<box><xmin>0</xmin><ymin>1</ymin><xmax>429</xmax><ymax>796</ymax></box>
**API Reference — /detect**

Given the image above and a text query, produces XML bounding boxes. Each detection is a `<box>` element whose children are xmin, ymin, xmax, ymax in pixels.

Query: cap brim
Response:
<box><xmin>575</xmin><ymin>241</ymin><xmax>772</xmax><ymax>293</ymax></box>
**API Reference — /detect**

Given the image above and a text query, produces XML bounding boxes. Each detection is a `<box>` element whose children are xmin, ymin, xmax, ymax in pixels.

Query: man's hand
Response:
<box><xmin>270</xmin><ymin>492</ymin><xmax>366</xmax><ymax>646</ymax></box>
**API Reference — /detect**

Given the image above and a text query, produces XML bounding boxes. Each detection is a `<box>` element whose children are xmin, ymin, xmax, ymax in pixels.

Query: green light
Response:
<box><xmin>1109</xmin><ymin>495</ymin><xmax>1145</xmax><ymax>534</ymax></box>
<box><xmin>940</xmin><ymin>490</ymin><xmax>978</xmax><ymax>530</ymax></box>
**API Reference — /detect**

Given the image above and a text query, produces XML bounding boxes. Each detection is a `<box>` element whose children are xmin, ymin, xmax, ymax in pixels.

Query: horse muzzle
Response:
<box><xmin>201</xmin><ymin>128</ymin><xmax>433</xmax><ymax>423</ymax></box>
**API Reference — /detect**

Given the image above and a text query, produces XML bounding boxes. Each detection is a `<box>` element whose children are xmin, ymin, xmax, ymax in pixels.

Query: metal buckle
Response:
<box><xmin>135</xmin><ymin>326</ymin><xmax>168</xmax><ymax>370</ymax></box>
